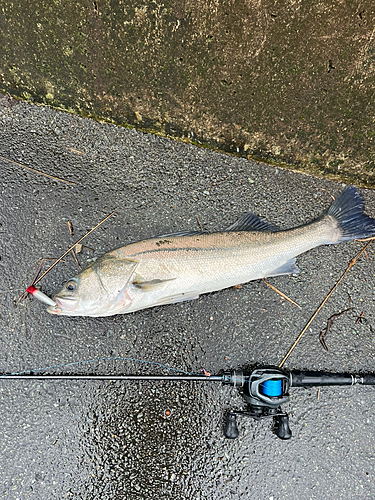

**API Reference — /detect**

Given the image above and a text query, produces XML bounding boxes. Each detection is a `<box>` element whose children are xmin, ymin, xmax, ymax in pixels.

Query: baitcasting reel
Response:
<box><xmin>222</xmin><ymin>367</ymin><xmax>292</xmax><ymax>440</ymax></box>
<box><xmin>221</xmin><ymin>366</ymin><xmax>375</xmax><ymax>440</ymax></box>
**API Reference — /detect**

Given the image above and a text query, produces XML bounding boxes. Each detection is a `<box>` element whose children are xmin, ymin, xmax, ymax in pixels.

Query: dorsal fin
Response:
<box><xmin>226</xmin><ymin>212</ymin><xmax>280</xmax><ymax>232</ymax></box>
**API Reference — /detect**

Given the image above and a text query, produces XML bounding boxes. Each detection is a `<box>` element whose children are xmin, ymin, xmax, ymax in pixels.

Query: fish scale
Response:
<box><xmin>112</xmin><ymin>219</ymin><xmax>336</xmax><ymax>314</ymax></box>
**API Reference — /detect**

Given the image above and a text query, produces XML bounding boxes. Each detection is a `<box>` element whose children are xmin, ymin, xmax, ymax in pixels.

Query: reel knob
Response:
<box><xmin>275</xmin><ymin>414</ymin><xmax>292</xmax><ymax>440</ymax></box>
<box><xmin>224</xmin><ymin>412</ymin><xmax>239</xmax><ymax>439</ymax></box>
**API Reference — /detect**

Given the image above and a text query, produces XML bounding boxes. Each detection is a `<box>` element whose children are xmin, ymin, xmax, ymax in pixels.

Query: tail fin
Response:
<box><xmin>327</xmin><ymin>185</ymin><xmax>375</xmax><ymax>242</ymax></box>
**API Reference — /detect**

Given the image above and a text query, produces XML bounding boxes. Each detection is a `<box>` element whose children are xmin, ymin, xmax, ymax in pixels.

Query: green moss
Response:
<box><xmin>328</xmin><ymin>159</ymin><xmax>345</xmax><ymax>168</ymax></box>
<box><xmin>1</xmin><ymin>0</ymin><xmax>375</xmax><ymax>187</ymax></box>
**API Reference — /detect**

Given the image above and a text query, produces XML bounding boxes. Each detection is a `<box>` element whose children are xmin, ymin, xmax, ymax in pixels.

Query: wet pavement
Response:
<box><xmin>1</xmin><ymin>97</ymin><xmax>375</xmax><ymax>499</ymax></box>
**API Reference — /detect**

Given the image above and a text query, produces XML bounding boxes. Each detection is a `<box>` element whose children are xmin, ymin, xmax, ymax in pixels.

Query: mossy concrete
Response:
<box><xmin>1</xmin><ymin>0</ymin><xmax>375</xmax><ymax>186</ymax></box>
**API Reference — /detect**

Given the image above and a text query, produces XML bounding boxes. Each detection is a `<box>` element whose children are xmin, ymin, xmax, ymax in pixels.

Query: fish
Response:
<box><xmin>47</xmin><ymin>185</ymin><xmax>375</xmax><ymax>317</ymax></box>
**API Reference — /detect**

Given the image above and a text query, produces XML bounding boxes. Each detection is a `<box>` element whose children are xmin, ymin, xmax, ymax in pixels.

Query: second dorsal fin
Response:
<box><xmin>226</xmin><ymin>212</ymin><xmax>280</xmax><ymax>232</ymax></box>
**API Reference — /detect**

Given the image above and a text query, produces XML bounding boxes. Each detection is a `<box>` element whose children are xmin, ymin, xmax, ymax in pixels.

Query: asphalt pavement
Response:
<box><xmin>1</xmin><ymin>96</ymin><xmax>375</xmax><ymax>500</ymax></box>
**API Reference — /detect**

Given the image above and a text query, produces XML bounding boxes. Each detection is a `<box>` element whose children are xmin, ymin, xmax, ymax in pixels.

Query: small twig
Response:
<box><xmin>67</xmin><ymin>221</ymin><xmax>74</xmax><ymax>236</ymax></box>
<box><xmin>355</xmin><ymin>311</ymin><xmax>364</xmax><ymax>324</ymax></box>
<box><xmin>70</xmin><ymin>248</ymin><xmax>82</xmax><ymax>270</ymax></box>
<box><xmin>319</xmin><ymin>308</ymin><xmax>353</xmax><ymax>351</ymax></box>
<box><xmin>262</xmin><ymin>279</ymin><xmax>302</xmax><ymax>309</ymax></box>
<box><xmin>30</xmin><ymin>259</ymin><xmax>46</xmax><ymax>286</ymax></box>
<box><xmin>17</xmin><ymin>289</ymin><xmax>29</xmax><ymax>305</ymax></box>
<box><xmin>0</xmin><ymin>155</ymin><xmax>76</xmax><ymax>185</ymax></box>
<box><xmin>17</xmin><ymin>257</ymin><xmax>72</xmax><ymax>303</ymax></box>
<box><xmin>65</xmin><ymin>147</ymin><xmax>85</xmax><ymax>155</ymax></box>
<box><xmin>17</xmin><ymin>258</ymin><xmax>46</xmax><ymax>303</ymax></box>
<box><xmin>81</xmin><ymin>245</ymin><xmax>94</xmax><ymax>252</ymax></box>
<box><xmin>196</xmin><ymin>215</ymin><xmax>204</xmax><ymax>231</ymax></box>
<box><xmin>354</xmin><ymin>236</ymin><xmax>375</xmax><ymax>242</ymax></box>
<box><xmin>316</xmin><ymin>188</ymin><xmax>335</xmax><ymax>201</ymax></box>
<box><xmin>279</xmin><ymin>239</ymin><xmax>374</xmax><ymax>368</ymax></box>
<box><xmin>31</xmin><ymin>211</ymin><xmax>114</xmax><ymax>286</ymax></box>
<box><xmin>22</xmin><ymin>297</ymin><xmax>30</xmax><ymax>339</ymax></box>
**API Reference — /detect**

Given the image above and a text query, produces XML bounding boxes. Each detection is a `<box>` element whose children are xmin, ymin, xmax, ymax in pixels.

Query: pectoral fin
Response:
<box><xmin>132</xmin><ymin>278</ymin><xmax>176</xmax><ymax>291</ymax></box>
<box><xmin>110</xmin><ymin>288</ymin><xmax>132</xmax><ymax>311</ymax></box>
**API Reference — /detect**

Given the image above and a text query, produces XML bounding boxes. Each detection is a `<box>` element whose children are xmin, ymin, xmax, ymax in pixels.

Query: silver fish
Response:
<box><xmin>47</xmin><ymin>185</ymin><xmax>375</xmax><ymax>317</ymax></box>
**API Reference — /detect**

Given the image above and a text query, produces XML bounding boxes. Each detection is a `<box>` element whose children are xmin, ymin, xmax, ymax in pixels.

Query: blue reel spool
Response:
<box><xmin>261</xmin><ymin>379</ymin><xmax>283</xmax><ymax>397</ymax></box>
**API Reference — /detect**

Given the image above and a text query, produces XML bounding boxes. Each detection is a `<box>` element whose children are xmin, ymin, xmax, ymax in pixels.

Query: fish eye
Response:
<box><xmin>66</xmin><ymin>280</ymin><xmax>77</xmax><ymax>291</ymax></box>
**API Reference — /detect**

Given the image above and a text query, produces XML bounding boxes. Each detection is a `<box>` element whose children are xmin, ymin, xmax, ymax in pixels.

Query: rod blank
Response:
<box><xmin>0</xmin><ymin>374</ymin><xmax>223</xmax><ymax>382</ymax></box>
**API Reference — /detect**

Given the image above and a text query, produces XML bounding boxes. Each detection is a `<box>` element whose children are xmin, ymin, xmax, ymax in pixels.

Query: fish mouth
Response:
<box><xmin>47</xmin><ymin>303</ymin><xmax>62</xmax><ymax>315</ymax></box>
<box><xmin>46</xmin><ymin>296</ymin><xmax>78</xmax><ymax>315</ymax></box>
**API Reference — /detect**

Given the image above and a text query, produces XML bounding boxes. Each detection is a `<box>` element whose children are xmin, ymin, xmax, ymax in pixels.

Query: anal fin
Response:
<box><xmin>155</xmin><ymin>291</ymin><xmax>200</xmax><ymax>305</ymax></box>
<box><xmin>265</xmin><ymin>258</ymin><xmax>300</xmax><ymax>278</ymax></box>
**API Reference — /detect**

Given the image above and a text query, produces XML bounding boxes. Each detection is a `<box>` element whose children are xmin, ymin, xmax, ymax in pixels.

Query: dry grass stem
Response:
<box><xmin>17</xmin><ymin>258</ymin><xmax>46</xmax><ymax>303</ymax></box>
<box><xmin>0</xmin><ymin>155</ymin><xmax>76</xmax><ymax>185</ymax></box>
<box><xmin>262</xmin><ymin>279</ymin><xmax>301</xmax><ymax>309</ymax></box>
<box><xmin>316</xmin><ymin>188</ymin><xmax>335</xmax><ymax>201</ymax></box>
<box><xmin>279</xmin><ymin>239</ymin><xmax>373</xmax><ymax>368</ymax></box>
<box><xmin>354</xmin><ymin>236</ymin><xmax>375</xmax><ymax>242</ymax></box>
<box><xmin>70</xmin><ymin>248</ymin><xmax>82</xmax><ymax>269</ymax></box>
<box><xmin>356</xmin><ymin>312</ymin><xmax>364</xmax><ymax>324</ymax></box>
<box><xmin>17</xmin><ymin>258</ymin><xmax>76</xmax><ymax>304</ymax></box>
<box><xmin>31</xmin><ymin>211</ymin><xmax>115</xmax><ymax>286</ymax></box>
<box><xmin>65</xmin><ymin>147</ymin><xmax>85</xmax><ymax>155</ymax></box>
<box><xmin>196</xmin><ymin>215</ymin><xmax>204</xmax><ymax>231</ymax></box>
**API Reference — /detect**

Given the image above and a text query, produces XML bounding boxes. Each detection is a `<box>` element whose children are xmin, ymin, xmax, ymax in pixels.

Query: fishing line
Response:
<box><xmin>0</xmin><ymin>356</ymin><xmax>199</xmax><ymax>378</ymax></box>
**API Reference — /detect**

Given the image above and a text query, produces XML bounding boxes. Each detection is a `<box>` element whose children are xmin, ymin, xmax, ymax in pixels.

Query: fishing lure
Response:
<box><xmin>26</xmin><ymin>285</ymin><xmax>56</xmax><ymax>307</ymax></box>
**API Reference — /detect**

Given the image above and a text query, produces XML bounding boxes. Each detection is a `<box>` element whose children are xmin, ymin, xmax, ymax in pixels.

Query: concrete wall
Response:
<box><xmin>1</xmin><ymin>0</ymin><xmax>374</xmax><ymax>186</ymax></box>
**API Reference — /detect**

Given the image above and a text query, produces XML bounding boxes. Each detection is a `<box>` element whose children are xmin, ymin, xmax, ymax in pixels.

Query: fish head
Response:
<box><xmin>47</xmin><ymin>256</ymin><xmax>138</xmax><ymax>316</ymax></box>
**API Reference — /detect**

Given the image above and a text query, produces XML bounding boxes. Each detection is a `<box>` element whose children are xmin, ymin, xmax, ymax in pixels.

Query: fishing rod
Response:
<box><xmin>2</xmin><ymin>366</ymin><xmax>375</xmax><ymax>439</ymax></box>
